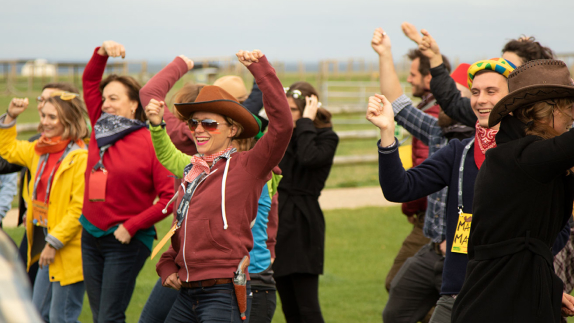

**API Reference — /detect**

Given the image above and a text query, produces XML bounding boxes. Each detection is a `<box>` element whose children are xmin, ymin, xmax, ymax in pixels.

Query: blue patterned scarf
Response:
<box><xmin>94</xmin><ymin>112</ymin><xmax>146</xmax><ymax>147</ymax></box>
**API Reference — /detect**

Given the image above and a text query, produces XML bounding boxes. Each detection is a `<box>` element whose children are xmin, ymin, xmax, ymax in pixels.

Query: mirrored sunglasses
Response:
<box><xmin>188</xmin><ymin>118</ymin><xmax>224</xmax><ymax>132</ymax></box>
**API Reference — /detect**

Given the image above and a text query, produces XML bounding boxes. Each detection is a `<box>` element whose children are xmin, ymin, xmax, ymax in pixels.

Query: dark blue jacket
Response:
<box><xmin>378</xmin><ymin>138</ymin><xmax>570</xmax><ymax>295</ymax></box>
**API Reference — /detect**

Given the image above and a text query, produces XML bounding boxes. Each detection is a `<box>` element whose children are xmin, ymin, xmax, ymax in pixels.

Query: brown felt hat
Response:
<box><xmin>174</xmin><ymin>85</ymin><xmax>260</xmax><ymax>139</ymax></box>
<box><xmin>489</xmin><ymin>59</ymin><xmax>574</xmax><ymax>127</ymax></box>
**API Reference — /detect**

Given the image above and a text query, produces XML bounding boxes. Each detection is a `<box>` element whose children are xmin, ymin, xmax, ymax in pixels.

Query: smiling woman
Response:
<box><xmin>0</xmin><ymin>93</ymin><xmax>88</xmax><ymax>323</ymax></box>
<box><xmin>80</xmin><ymin>40</ymin><xmax>174</xmax><ymax>323</ymax></box>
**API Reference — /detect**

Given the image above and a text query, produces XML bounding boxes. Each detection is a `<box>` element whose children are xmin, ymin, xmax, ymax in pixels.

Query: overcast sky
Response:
<box><xmin>2</xmin><ymin>0</ymin><xmax>573</xmax><ymax>65</ymax></box>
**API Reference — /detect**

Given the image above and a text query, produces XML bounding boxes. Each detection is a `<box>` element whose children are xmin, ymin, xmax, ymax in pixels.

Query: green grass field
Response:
<box><xmin>3</xmin><ymin>206</ymin><xmax>410</xmax><ymax>323</ymax></box>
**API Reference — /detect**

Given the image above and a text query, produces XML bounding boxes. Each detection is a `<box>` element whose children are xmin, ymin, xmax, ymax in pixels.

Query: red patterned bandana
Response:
<box><xmin>474</xmin><ymin>121</ymin><xmax>498</xmax><ymax>169</ymax></box>
<box><xmin>183</xmin><ymin>147</ymin><xmax>234</xmax><ymax>184</ymax></box>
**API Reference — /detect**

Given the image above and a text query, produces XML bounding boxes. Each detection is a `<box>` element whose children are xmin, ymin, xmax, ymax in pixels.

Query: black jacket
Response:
<box><xmin>430</xmin><ymin>64</ymin><xmax>477</xmax><ymax>128</ymax></box>
<box><xmin>273</xmin><ymin>118</ymin><xmax>338</xmax><ymax>277</ymax></box>
<box><xmin>453</xmin><ymin>116</ymin><xmax>574</xmax><ymax>323</ymax></box>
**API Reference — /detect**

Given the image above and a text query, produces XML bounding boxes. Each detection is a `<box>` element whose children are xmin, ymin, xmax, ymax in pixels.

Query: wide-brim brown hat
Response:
<box><xmin>175</xmin><ymin>85</ymin><xmax>260</xmax><ymax>139</ymax></box>
<box><xmin>489</xmin><ymin>59</ymin><xmax>574</xmax><ymax>127</ymax></box>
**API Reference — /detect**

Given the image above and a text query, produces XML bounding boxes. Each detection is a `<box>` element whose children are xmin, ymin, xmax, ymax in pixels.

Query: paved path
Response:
<box><xmin>2</xmin><ymin>186</ymin><xmax>398</xmax><ymax>228</ymax></box>
<box><xmin>318</xmin><ymin>186</ymin><xmax>398</xmax><ymax>210</ymax></box>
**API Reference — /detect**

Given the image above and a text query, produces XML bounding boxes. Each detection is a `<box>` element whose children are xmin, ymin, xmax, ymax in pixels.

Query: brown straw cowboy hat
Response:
<box><xmin>489</xmin><ymin>59</ymin><xmax>574</xmax><ymax>127</ymax></box>
<box><xmin>175</xmin><ymin>85</ymin><xmax>260</xmax><ymax>139</ymax></box>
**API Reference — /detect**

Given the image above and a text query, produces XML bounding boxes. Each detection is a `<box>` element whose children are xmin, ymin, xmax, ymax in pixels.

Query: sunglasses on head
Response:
<box><xmin>37</xmin><ymin>91</ymin><xmax>80</xmax><ymax>103</ymax></box>
<box><xmin>188</xmin><ymin>118</ymin><xmax>226</xmax><ymax>132</ymax></box>
<box><xmin>283</xmin><ymin>87</ymin><xmax>323</xmax><ymax>107</ymax></box>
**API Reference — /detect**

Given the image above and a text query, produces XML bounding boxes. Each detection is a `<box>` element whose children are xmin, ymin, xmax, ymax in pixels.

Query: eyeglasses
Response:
<box><xmin>188</xmin><ymin>119</ymin><xmax>227</xmax><ymax>132</ymax></box>
<box><xmin>37</xmin><ymin>91</ymin><xmax>80</xmax><ymax>104</ymax></box>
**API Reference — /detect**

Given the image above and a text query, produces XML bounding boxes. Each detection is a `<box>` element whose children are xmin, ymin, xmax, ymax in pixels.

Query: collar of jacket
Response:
<box><xmin>495</xmin><ymin>115</ymin><xmax>527</xmax><ymax>145</ymax></box>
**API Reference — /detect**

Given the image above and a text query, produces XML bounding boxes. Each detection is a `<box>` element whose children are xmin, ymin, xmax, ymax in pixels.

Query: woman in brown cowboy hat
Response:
<box><xmin>452</xmin><ymin>60</ymin><xmax>574</xmax><ymax>323</ymax></box>
<box><xmin>145</xmin><ymin>49</ymin><xmax>292</xmax><ymax>323</ymax></box>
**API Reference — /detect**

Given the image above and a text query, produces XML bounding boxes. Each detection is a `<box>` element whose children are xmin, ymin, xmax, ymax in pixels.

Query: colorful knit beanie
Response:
<box><xmin>467</xmin><ymin>58</ymin><xmax>516</xmax><ymax>88</ymax></box>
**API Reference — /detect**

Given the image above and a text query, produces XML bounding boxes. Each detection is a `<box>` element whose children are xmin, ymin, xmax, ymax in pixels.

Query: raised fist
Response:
<box><xmin>145</xmin><ymin>99</ymin><xmax>165</xmax><ymax>126</ymax></box>
<box><xmin>178</xmin><ymin>55</ymin><xmax>194</xmax><ymax>70</ymax></box>
<box><xmin>371</xmin><ymin>28</ymin><xmax>391</xmax><ymax>56</ymax></box>
<box><xmin>366</xmin><ymin>94</ymin><xmax>394</xmax><ymax>131</ymax></box>
<box><xmin>236</xmin><ymin>50</ymin><xmax>263</xmax><ymax>67</ymax></box>
<box><xmin>98</xmin><ymin>41</ymin><xmax>126</xmax><ymax>58</ymax></box>
<box><xmin>8</xmin><ymin>97</ymin><xmax>29</xmax><ymax>118</ymax></box>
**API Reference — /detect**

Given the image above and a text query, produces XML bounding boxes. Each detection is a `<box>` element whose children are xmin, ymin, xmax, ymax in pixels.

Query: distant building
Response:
<box><xmin>21</xmin><ymin>59</ymin><xmax>56</xmax><ymax>77</ymax></box>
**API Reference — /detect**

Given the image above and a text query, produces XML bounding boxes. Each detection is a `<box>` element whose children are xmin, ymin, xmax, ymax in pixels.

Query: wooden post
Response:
<box><xmin>333</xmin><ymin>60</ymin><xmax>339</xmax><ymax>77</ymax></box>
<box><xmin>298</xmin><ymin>61</ymin><xmax>305</xmax><ymax>81</ymax></box>
<box><xmin>27</xmin><ymin>61</ymin><xmax>34</xmax><ymax>94</ymax></box>
<box><xmin>52</xmin><ymin>63</ymin><xmax>59</xmax><ymax>82</ymax></box>
<box><xmin>346</xmin><ymin>58</ymin><xmax>353</xmax><ymax>80</ymax></box>
<box><xmin>122</xmin><ymin>61</ymin><xmax>128</xmax><ymax>75</ymax></box>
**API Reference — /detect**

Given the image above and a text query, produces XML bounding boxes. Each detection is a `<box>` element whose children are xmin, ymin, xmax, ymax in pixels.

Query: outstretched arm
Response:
<box><xmin>418</xmin><ymin>30</ymin><xmax>477</xmax><ymax>126</ymax></box>
<box><xmin>366</xmin><ymin>94</ymin><xmax>451</xmax><ymax>201</ymax></box>
<box><xmin>371</xmin><ymin>28</ymin><xmax>403</xmax><ymax>103</ymax></box>
<box><xmin>82</xmin><ymin>41</ymin><xmax>125</xmax><ymax>125</ymax></box>
<box><xmin>237</xmin><ymin>50</ymin><xmax>293</xmax><ymax>179</ymax></box>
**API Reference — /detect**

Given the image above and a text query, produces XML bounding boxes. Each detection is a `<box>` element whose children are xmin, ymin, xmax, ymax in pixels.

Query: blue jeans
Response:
<box><xmin>139</xmin><ymin>277</ymin><xmax>178</xmax><ymax>323</ymax></box>
<box><xmin>32</xmin><ymin>265</ymin><xmax>85</xmax><ymax>323</ymax></box>
<box><xmin>165</xmin><ymin>282</ymin><xmax>252</xmax><ymax>323</ymax></box>
<box><xmin>81</xmin><ymin>229</ymin><xmax>150</xmax><ymax>323</ymax></box>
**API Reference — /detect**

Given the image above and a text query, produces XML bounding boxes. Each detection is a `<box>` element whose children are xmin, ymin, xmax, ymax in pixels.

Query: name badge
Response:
<box><xmin>451</xmin><ymin>212</ymin><xmax>472</xmax><ymax>254</ymax></box>
<box><xmin>32</xmin><ymin>200</ymin><xmax>49</xmax><ymax>227</ymax></box>
<box><xmin>89</xmin><ymin>169</ymin><xmax>108</xmax><ymax>202</ymax></box>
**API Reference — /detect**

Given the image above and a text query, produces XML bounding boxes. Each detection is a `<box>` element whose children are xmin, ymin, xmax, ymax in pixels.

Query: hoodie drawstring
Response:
<box><xmin>221</xmin><ymin>157</ymin><xmax>231</xmax><ymax>230</ymax></box>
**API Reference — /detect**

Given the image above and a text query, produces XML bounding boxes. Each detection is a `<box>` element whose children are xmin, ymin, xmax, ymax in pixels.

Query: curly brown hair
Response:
<box><xmin>502</xmin><ymin>36</ymin><xmax>555</xmax><ymax>65</ymax></box>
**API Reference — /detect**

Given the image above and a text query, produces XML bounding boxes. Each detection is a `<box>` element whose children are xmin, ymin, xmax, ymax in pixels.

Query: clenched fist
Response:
<box><xmin>366</xmin><ymin>94</ymin><xmax>396</xmax><ymax>147</ymax></box>
<box><xmin>371</xmin><ymin>28</ymin><xmax>391</xmax><ymax>56</ymax></box>
<box><xmin>145</xmin><ymin>99</ymin><xmax>165</xmax><ymax>126</ymax></box>
<box><xmin>97</xmin><ymin>41</ymin><xmax>126</xmax><ymax>58</ymax></box>
<box><xmin>5</xmin><ymin>97</ymin><xmax>29</xmax><ymax>124</ymax></box>
<box><xmin>163</xmin><ymin>273</ymin><xmax>182</xmax><ymax>290</ymax></box>
<box><xmin>178</xmin><ymin>55</ymin><xmax>194</xmax><ymax>70</ymax></box>
<box><xmin>236</xmin><ymin>50</ymin><xmax>263</xmax><ymax>67</ymax></box>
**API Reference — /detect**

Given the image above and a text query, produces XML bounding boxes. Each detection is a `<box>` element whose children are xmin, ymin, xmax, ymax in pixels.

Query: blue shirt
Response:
<box><xmin>249</xmin><ymin>184</ymin><xmax>272</xmax><ymax>274</ymax></box>
<box><xmin>0</xmin><ymin>173</ymin><xmax>17</xmax><ymax>219</ymax></box>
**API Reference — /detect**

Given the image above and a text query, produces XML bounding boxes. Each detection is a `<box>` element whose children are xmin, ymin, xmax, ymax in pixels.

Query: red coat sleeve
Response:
<box><xmin>82</xmin><ymin>47</ymin><xmax>108</xmax><ymax>126</ymax></box>
<box><xmin>139</xmin><ymin>57</ymin><xmax>198</xmax><ymax>156</ymax></box>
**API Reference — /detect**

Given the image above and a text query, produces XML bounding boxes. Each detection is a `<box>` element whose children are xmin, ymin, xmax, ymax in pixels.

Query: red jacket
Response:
<box><xmin>81</xmin><ymin>48</ymin><xmax>174</xmax><ymax>236</ymax></box>
<box><xmin>156</xmin><ymin>56</ymin><xmax>292</xmax><ymax>283</ymax></box>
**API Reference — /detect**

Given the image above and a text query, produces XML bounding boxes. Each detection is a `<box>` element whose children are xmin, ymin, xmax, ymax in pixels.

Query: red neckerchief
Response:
<box><xmin>184</xmin><ymin>146</ymin><xmax>234</xmax><ymax>184</ymax></box>
<box><xmin>474</xmin><ymin>121</ymin><xmax>498</xmax><ymax>169</ymax></box>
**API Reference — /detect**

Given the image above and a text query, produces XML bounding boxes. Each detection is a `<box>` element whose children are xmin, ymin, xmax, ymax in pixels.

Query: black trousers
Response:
<box><xmin>275</xmin><ymin>273</ymin><xmax>324</xmax><ymax>323</ymax></box>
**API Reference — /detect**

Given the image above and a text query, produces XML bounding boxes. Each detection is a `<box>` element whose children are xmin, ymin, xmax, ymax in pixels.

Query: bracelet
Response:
<box><xmin>6</xmin><ymin>109</ymin><xmax>16</xmax><ymax>119</ymax></box>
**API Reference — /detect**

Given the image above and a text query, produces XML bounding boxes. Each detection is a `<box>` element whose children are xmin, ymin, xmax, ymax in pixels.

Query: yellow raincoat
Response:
<box><xmin>0</xmin><ymin>125</ymin><xmax>86</xmax><ymax>286</ymax></box>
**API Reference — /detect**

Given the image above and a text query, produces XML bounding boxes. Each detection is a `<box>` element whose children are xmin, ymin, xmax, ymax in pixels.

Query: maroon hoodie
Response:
<box><xmin>156</xmin><ymin>56</ymin><xmax>292</xmax><ymax>283</ymax></box>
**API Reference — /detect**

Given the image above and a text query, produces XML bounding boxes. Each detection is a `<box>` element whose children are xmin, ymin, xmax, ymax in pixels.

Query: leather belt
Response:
<box><xmin>180</xmin><ymin>278</ymin><xmax>233</xmax><ymax>289</ymax></box>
